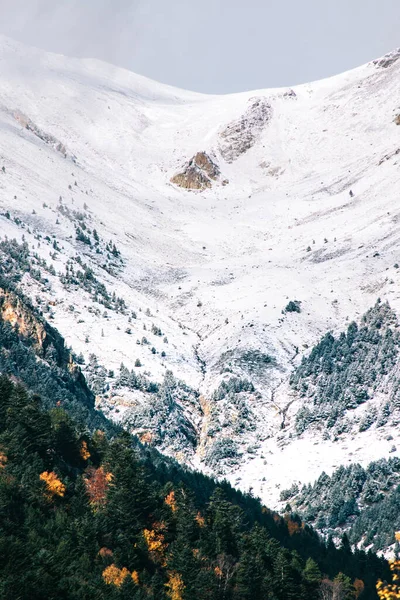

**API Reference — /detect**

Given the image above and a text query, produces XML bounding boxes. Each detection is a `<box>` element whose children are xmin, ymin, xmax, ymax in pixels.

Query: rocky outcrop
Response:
<box><xmin>171</xmin><ymin>152</ymin><xmax>227</xmax><ymax>190</ymax></box>
<box><xmin>0</xmin><ymin>286</ymin><xmax>93</xmax><ymax>407</ymax></box>
<box><xmin>219</xmin><ymin>97</ymin><xmax>272</xmax><ymax>163</ymax></box>
<box><xmin>1</xmin><ymin>287</ymin><xmax>63</xmax><ymax>359</ymax></box>
<box><xmin>373</xmin><ymin>49</ymin><xmax>400</xmax><ymax>69</ymax></box>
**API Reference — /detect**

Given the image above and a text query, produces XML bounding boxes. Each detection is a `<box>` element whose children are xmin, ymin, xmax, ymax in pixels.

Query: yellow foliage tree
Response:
<box><xmin>165</xmin><ymin>571</ymin><xmax>185</xmax><ymax>600</ymax></box>
<box><xmin>195</xmin><ymin>512</ymin><xmax>205</xmax><ymax>528</ymax></box>
<box><xmin>40</xmin><ymin>471</ymin><xmax>66</xmax><ymax>498</ymax></box>
<box><xmin>102</xmin><ymin>564</ymin><xmax>130</xmax><ymax>587</ymax></box>
<box><xmin>143</xmin><ymin>527</ymin><xmax>167</xmax><ymax>564</ymax></box>
<box><xmin>131</xmin><ymin>571</ymin><xmax>139</xmax><ymax>585</ymax></box>
<box><xmin>377</xmin><ymin>559</ymin><xmax>400</xmax><ymax>599</ymax></box>
<box><xmin>0</xmin><ymin>451</ymin><xmax>7</xmax><ymax>469</ymax></box>
<box><xmin>80</xmin><ymin>440</ymin><xmax>91</xmax><ymax>461</ymax></box>
<box><xmin>140</xmin><ymin>431</ymin><xmax>153</xmax><ymax>445</ymax></box>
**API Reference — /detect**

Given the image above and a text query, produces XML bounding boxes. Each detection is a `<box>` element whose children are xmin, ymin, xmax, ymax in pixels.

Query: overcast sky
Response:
<box><xmin>0</xmin><ymin>0</ymin><xmax>399</xmax><ymax>94</ymax></box>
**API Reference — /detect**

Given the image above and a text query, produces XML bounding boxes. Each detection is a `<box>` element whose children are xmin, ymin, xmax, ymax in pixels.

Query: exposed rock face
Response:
<box><xmin>1</xmin><ymin>294</ymin><xmax>47</xmax><ymax>348</ymax></box>
<box><xmin>0</xmin><ymin>287</ymin><xmax>93</xmax><ymax>407</ymax></box>
<box><xmin>171</xmin><ymin>152</ymin><xmax>224</xmax><ymax>190</ymax></box>
<box><xmin>373</xmin><ymin>49</ymin><xmax>400</xmax><ymax>69</ymax></box>
<box><xmin>219</xmin><ymin>97</ymin><xmax>272</xmax><ymax>163</ymax></box>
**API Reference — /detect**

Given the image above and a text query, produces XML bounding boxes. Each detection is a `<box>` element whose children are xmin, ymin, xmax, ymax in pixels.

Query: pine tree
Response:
<box><xmin>303</xmin><ymin>557</ymin><xmax>322</xmax><ymax>584</ymax></box>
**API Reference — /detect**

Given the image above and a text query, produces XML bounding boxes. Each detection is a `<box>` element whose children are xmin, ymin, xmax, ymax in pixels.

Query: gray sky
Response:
<box><xmin>0</xmin><ymin>0</ymin><xmax>399</xmax><ymax>93</ymax></box>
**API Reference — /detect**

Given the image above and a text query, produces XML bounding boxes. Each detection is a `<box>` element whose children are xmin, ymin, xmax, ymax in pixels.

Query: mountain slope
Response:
<box><xmin>1</xmin><ymin>35</ymin><xmax>400</xmax><ymax>512</ymax></box>
<box><xmin>281</xmin><ymin>456</ymin><xmax>400</xmax><ymax>553</ymax></box>
<box><xmin>0</xmin><ymin>376</ymin><xmax>389</xmax><ymax>600</ymax></box>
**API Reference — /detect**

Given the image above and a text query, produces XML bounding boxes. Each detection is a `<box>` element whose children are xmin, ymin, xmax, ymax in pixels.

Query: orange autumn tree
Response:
<box><xmin>40</xmin><ymin>471</ymin><xmax>66</xmax><ymax>499</ymax></box>
<box><xmin>84</xmin><ymin>466</ymin><xmax>113</xmax><ymax>510</ymax></box>
<box><xmin>164</xmin><ymin>490</ymin><xmax>177</xmax><ymax>512</ymax></box>
<box><xmin>0</xmin><ymin>450</ymin><xmax>7</xmax><ymax>469</ymax></box>
<box><xmin>131</xmin><ymin>570</ymin><xmax>139</xmax><ymax>585</ymax></box>
<box><xmin>354</xmin><ymin>578</ymin><xmax>365</xmax><ymax>599</ymax></box>
<box><xmin>98</xmin><ymin>547</ymin><xmax>113</xmax><ymax>559</ymax></box>
<box><xmin>286</xmin><ymin>518</ymin><xmax>302</xmax><ymax>536</ymax></box>
<box><xmin>284</xmin><ymin>511</ymin><xmax>303</xmax><ymax>536</ymax></box>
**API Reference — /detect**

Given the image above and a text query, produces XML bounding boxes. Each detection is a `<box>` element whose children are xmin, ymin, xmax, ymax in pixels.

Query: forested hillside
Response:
<box><xmin>0</xmin><ymin>377</ymin><xmax>390</xmax><ymax>599</ymax></box>
<box><xmin>0</xmin><ymin>272</ymin><xmax>390</xmax><ymax>598</ymax></box>
<box><xmin>281</xmin><ymin>457</ymin><xmax>400</xmax><ymax>552</ymax></box>
<box><xmin>292</xmin><ymin>300</ymin><xmax>400</xmax><ymax>436</ymax></box>
<box><xmin>0</xmin><ymin>272</ymin><xmax>118</xmax><ymax>436</ymax></box>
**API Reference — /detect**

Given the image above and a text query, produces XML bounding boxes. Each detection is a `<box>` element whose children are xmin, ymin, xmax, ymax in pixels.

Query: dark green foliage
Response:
<box><xmin>292</xmin><ymin>300</ymin><xmax>400</xmax><ymax>432</ymax></box>
<box><xmin>212</xmin><ymin>378</ymin><xmax>255</xmax><ymax>401</ymax></box>
<box><xmin>287</xmin><ymin>457</ymin><xmax>400</xmax><ymax>552</ymax></box>
<box><xmin>303</xmin><ymin>557</ymin><xmax>322</xmax><ymax>584</ymax></box>
<box><xmin>0</xmin><ymin>238</ymin><xmax>32</xmax><ymax>283</ymax></box>
<box><xmin>285</xmin><ymin>300</ymin><xmax>302</xmax><ymax>313</ymax></box>
<box><xmin>205</xmin><ymin>438</ymin><xmax>240</xmax><ymax>469</ymax></box>
<box><xmin>61</xmin><ymin>259</ymin><xmax>127</xmax><ymax>313</ymax></box>
<box><xmin>0</xmin><ymin>280</ymin><xmax>119</xmax><ymax>437</ymax></box>
<box><xmin>208</xmin><ymin>378</ymin><xmax>257</xmax><ymax>443</ymax></box>
<box><xmin>239</xmin><ymin>349</ymin><xmax>275</xmax><ymax>370</ymax></box>
<box><xmin>0</xmin><ymin>377</ymin><xmax>389</xmax><ymax>599</ymax></box>
<box><xmin>76</xmin><ymin>226</ymin><xmax>92</xmax><ymax>245</ymax></box>
<box><xmin>151</xmin><ymin>324</ymin><xmax>162</xmax><ymax>336</ymax></box>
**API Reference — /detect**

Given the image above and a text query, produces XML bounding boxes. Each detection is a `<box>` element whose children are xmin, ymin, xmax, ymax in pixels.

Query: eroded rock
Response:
<box><xmin>171</xmin><ymin>152</ymin><xmax>223</xmax><ymax>190</ymax></box>
<box><xmin>219</xmin><ymin>97</ymin><xmax>272</xmax><ymax>163</ymax></box>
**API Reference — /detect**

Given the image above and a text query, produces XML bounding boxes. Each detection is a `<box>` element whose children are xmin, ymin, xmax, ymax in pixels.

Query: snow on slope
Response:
<box><xmin>1</xmin><ymin>35</ymin><xmax>400</xmax><ymax>507</ymax></box>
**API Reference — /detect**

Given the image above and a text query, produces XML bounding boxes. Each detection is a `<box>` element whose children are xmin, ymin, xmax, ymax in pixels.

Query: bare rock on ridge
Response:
<box><xmin>219</xmin><ymin>97</ymin><xmax>272</xmax><ymax>163</ymax></box>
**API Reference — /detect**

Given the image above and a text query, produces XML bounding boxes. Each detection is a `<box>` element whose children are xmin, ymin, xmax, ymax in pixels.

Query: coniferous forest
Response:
<box><xmin>0</xmin><ymin>376</ymin><xmax>391</xmax><ymax>599</ymax></box>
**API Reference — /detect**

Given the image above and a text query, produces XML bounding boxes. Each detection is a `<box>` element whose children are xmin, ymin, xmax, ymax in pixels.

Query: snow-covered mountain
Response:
<box><xmin>1</xmin><ymin>34</ymin><xmax>400</xmax><ymax>512</ymax></box>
